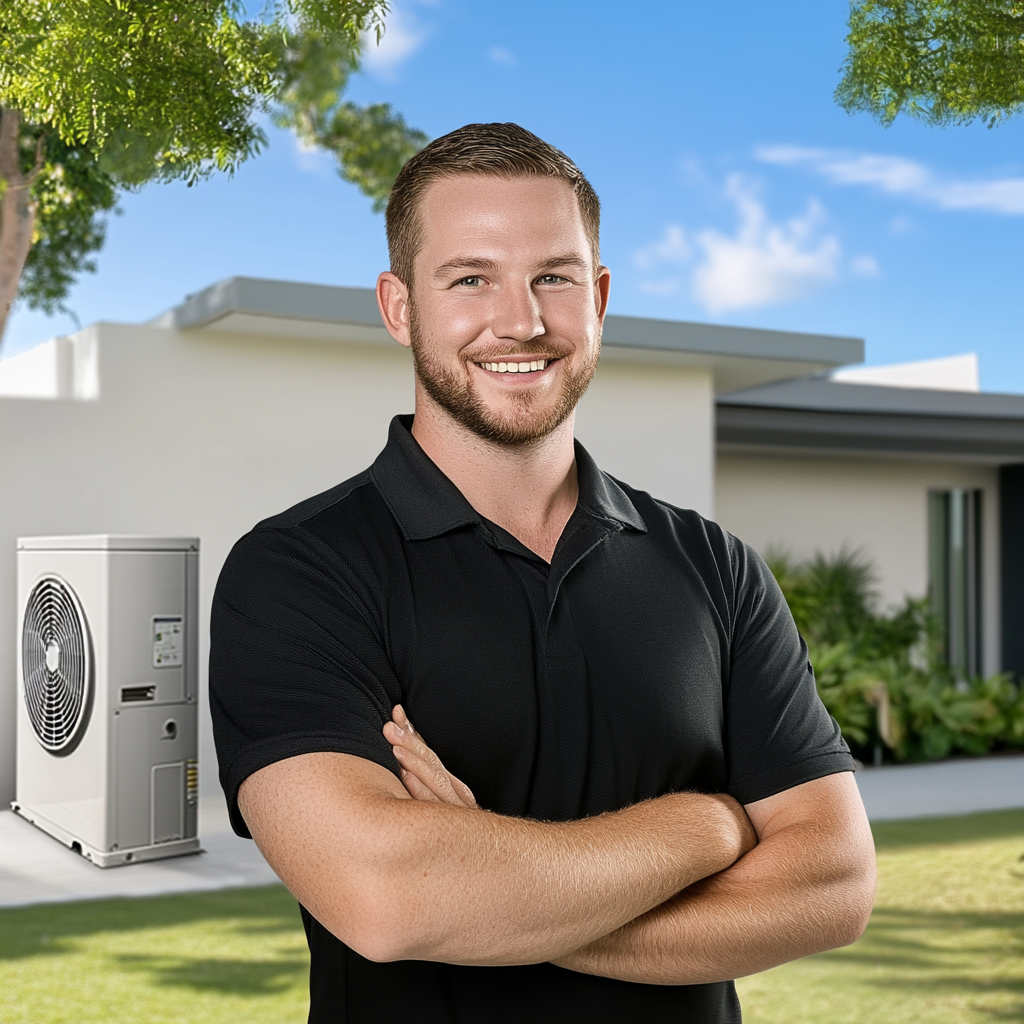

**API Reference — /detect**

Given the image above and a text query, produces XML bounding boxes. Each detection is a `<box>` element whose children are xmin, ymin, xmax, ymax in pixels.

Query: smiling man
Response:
<box><xmin>210</xmin><ymin>123</ymin><xmax>876</xmax><ymax>1024</ymax></box>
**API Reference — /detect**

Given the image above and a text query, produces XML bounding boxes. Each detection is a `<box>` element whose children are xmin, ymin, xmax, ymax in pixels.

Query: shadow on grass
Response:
<box><xmin>871</xmin><ymin>808</ymin><xmax>1024</xmax><ymax>851</ymax></box>
<box><xmin>113</xmin><ymin>950</ymin><xmax>308</xmax><ymax>996</ymax></box>
<box><xmin>817</xmin><ymin>906</ymin><xmax>1024</xmax><ymax>1019</ymax></box>
<box><xmin>0</xmin><ymin>884</ymin><xmax>301</xmax><ymax>964</ymax></box>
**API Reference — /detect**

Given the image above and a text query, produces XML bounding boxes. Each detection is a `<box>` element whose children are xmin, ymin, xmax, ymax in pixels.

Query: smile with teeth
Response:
<box><xmin>477</xmin><ymin>359</ymin><xmax>551</xmax><ymax>373</ymax></box>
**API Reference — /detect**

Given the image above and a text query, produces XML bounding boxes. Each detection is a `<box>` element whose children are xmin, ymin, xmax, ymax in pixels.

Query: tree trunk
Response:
<box><xmin>0</xmin><ymin>108</ymin><xmax>39</xmax><ymax>350</ymax></box>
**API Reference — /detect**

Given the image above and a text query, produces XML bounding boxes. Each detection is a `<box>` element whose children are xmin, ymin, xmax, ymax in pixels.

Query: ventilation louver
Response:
<box><xmin>21</xmin><ymin>575</ymin><xmax>92</xmax><ymax>753</ymax></box>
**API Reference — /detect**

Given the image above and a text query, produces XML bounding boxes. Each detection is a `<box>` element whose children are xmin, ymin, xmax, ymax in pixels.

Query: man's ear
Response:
<box><xmin>377</xmin><ymin>272</ymin><xmax>412</xmax><ymax>348</ymax></box>
<box><xmin>594</xmin><ymin>266</ymin><xmax>611</xmax><ymax>324</ymax></box>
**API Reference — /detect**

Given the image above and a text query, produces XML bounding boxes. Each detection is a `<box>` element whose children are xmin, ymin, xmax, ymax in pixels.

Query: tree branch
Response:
<box><xmin>0</xmin><ymin>107</ymin><xmax>40</xmax><ymax>347</ymax></box>
<box><xmin>24</xmin><ymin>129</ymin><xmax>48</xmax><ymax>186</ymax></box>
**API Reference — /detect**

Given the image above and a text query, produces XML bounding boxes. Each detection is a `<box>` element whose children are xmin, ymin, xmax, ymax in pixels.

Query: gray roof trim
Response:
<box><xmin>153</xmin><ymin>277</ymin><xmax>382</xmax><ymax>330</ymax></box>
<box><xmin>153</xmin><ymin>276</ymin><xmax>863</xmax><ymax>367</ymax></box>
<box><xmin>719</xmin><ymin>376</ymin><xmax>1024</xmax><ymax>420</ymax></box>
<box><xmin>716</xmin><ymin>404</ymin><xmax>1024</xmax><ymax>460</ymax></box>
<box><xmin>601</xmin><ymin>313</ymin><xmax>862</xmax><ymax>366</ymax></box>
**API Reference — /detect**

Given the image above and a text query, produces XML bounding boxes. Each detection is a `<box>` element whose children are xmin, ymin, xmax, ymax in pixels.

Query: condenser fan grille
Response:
<box><xmin>22</xmin><ymin>575</ymin><xmax>92</xmax><ymax>752</ymax></box>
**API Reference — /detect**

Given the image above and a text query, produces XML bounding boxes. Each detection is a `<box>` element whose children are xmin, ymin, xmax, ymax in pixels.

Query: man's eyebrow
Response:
<box><xmin>432</xmin><ymin>257</ymin><xmax>501</xmax><ymax>277</ymax></box>
<box><xmin>536</xmin><ymin>253</ymin><xmax>590</xmax><ymax>272</ymax></box>
<box><xmin>432</xmin><ymin>253</ymin><xmax>591</xmax><ymax>278</ymax></box>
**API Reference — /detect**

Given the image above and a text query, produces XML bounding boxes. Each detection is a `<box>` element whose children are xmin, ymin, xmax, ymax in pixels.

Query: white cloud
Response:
<box><xmin>632</xmin><ymin>178</ymin><xmax>859</xmax><ymax>314</ymax></box>
<box><xmin>690</xmin><ymin>176</ymin><xmax>841</xmax><ymax>314</ymax></box>
<box><xmin>633</xmin><ymin>224</ymin><xmax>691</xmax><ymax>271</ymax></box>
<box><xmin>360</xmin><ymin>3</ymin><xmax>429</xmax><ymax>78</ymax></box>
<box><xmin>488</xmin><ymin>46</ymin><xmax>517</xmax><ymax>66</ymax></box>
<box><xmin>756</xmin><ymin>145</ymin><xmax>1024</xmax><ymax>215</ymax></box>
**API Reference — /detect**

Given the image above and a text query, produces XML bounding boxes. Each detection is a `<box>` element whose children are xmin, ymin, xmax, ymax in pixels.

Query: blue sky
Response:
<box><xmin>5</xmin><ymin>0</ymin><xmax>1024</xmax><ymax>392</ymax></box>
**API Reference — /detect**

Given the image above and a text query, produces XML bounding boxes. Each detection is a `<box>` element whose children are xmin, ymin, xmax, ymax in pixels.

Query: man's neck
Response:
<box><xmin>411</xmin><ymin>400</ymin><xmax>578</xmax><ymax>564</ymax></box>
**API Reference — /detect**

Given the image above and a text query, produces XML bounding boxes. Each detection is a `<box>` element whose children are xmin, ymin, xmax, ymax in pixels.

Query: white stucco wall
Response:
<box><xmin>0</xmin><ymin>323</ymin><xmax>717</xmax><ymax>804</ymax></box>
<box><xmin>715</xmin><ymin>452</ymin><xmax>1001</xmax><ymax>675</ymax></box>
<box><xmin>575</xmin><ymin>359</ymin><xmax>715</xmax><ymax>519</ymax></box>
<box><xmin>0</xmin><ymin>324</ymin><xmax>415</xmax><ymax>805</ymax></box>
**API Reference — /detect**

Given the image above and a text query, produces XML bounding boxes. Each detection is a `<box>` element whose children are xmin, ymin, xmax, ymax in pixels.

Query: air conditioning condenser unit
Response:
<box><xmin>13</xmin><ymin>536</ymin><xmax>200</xmax><ymax>867</ymax></box>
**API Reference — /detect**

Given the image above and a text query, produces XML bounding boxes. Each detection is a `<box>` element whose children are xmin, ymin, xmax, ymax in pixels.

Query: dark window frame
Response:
<box><xmin>928</xmin><ymin>488</ymin><xmax>983</xmax><ymax>679</ymax></box>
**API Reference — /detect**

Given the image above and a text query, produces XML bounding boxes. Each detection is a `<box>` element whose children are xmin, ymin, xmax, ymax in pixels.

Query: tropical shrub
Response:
<box><xmin>766</xmin><ymin>547</ymin><xmax>1024</xmax><ymax>763</ymax></box>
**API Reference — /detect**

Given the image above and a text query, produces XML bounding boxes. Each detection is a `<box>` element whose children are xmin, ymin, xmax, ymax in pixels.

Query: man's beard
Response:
<box><xmin>408</xmin><ymin>303</ymin><xmax>600</xmax><ymax>448</ymax></box>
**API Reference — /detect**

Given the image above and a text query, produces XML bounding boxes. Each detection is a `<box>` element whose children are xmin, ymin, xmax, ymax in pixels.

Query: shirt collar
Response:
<box><xmin>371</xmin><ymin>414</ymin><xmax>648</xmax><ymax>541</ymax></box>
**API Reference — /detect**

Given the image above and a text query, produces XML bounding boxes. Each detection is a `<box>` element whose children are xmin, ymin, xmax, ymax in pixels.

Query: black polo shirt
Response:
<box><xmin>210</xmin><ymin>414</ymin><xmax>854</xmax><ymax>1024</ymax></box>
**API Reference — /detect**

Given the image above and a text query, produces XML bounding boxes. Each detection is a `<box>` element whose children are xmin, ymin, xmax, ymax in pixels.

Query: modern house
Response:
<box><xmin>1</xmin><ymin>276</ymin><xmax>1021</xmax><ymax>806</ymax></box>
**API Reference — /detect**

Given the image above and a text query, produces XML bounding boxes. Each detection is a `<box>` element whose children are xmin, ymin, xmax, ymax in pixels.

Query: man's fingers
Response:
<box><xmin>450</xmin><ymin>776</ymin><xmax>478</xmax><ymax>809</ymax></box>
<box><xmin>386</xmin><ymin>705</ymin><xmax>478</xmax><ymax>808</ymax></box>
<box><xmin>386</xmin><ymin>719</ymin><xmax>445</xmax><ymax>776</ymax></box>
<box><xmin>399</xmin><ymin>766</ymin><xmax>441</xmax><ymax>802</ymax></box>
<box><xmin>388</xmin><ymin>711</ymin><xmax>450</xmax><ymax>778</ymax></box>
<box><xmin>392</xmin><ymin>743</ymin><xmax>462</xmax><ymax>805</ymax></box>
<box><xmin>395</xmin><ymin>704</ymin><xmax>415</xmax><ymax>734</ymax></box>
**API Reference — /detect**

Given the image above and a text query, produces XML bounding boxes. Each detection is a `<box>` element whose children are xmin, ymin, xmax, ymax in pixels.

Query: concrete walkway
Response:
<box><xmin>0</xmin><ymin>798</ymin><xmax>277</xmax><ymax>909</ymax></box>
<box><xmin>854</xmin><ymin>751</ymin><xmax>1024</xmax><ymax>821</ymax></box>
<box><xmin>2</xmin><ymin>754</ymin><xmax>1023</xmax><ymax>909</ymax></box>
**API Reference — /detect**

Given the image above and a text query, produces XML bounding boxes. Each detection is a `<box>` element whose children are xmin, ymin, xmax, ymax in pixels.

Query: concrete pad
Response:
<box><xmin>0</xmin><ymin>798</ymin><xmax>278</xmax><ymax>909</ymax></box>
<box><xmin>855</xmin><ymin>753</ymin><xmax>1024</xmax><ymax>821</ymax></box>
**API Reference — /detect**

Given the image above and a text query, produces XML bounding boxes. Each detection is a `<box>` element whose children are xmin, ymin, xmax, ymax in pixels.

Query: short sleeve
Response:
<box><xmin>209</xmin><ymin>527</ymin><xmax>401</xmax><ymax>837</ymax></box>
<box><xmin>723</xmin><ymin>535</ymin><xmax>856</xmax><ymax>804</ymax></box>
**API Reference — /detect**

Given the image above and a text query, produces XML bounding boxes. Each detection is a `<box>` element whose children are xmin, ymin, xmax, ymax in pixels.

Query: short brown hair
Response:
<box><xmin>385</xmin><ymin>122</ymin><xmax>601</xmax><ymax>287</ymax></box>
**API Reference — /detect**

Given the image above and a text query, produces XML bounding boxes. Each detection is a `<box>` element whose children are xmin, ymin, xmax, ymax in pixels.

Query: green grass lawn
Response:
<box><xmin>0</xmin><ymin>885</ymin><xmax>309</xmax><ymax>1024</ymax></box>
<box><xmin>2</xmin><ymin>809</ymin><xmax>1023</xmax><ymax>1024</ymax></box>
<box><xmin>738</xmin><ymin>809</ymin><xmax>1024</xmax><ymax>1024</ymax></box>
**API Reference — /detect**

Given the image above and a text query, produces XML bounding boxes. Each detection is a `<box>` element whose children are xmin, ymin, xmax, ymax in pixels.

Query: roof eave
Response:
<box><xmin>152</xmin><ymin>276</ymin><xmax>864</xmax><ymax>393</ymax></box>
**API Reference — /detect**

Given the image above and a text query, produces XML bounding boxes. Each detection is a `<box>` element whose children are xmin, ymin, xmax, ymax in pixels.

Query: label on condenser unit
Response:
<box><xmin>152</xmin><ymin>616</ymin><xmax>184</xmax><ymax>668</ymax></box>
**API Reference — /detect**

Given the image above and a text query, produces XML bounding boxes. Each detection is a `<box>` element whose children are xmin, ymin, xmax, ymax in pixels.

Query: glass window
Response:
<box><xmin>928</xmin><ymin>489</ymin><xmax>983</xmax><ymax>678</ymax></box>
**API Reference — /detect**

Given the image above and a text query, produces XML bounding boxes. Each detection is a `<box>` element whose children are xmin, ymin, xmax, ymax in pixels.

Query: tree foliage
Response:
<box><xmin>271</xmin><ymin>28</ymin><xmax>428</xmax><ymax>212</ymax></box>
<box><xmin>0</xmin><ymin>0</ymin><xmax>388</xmax><ymax>183</ymax></box>
<box><xmin>17</xmin><ymin>127</ymin><xmax>119</xmax><ymax>321</ymax></box>
<box><xmin>836</xmin><ymin>0</ymin><xmax>1024</xmax><ymax>127</ymax></box>
<box><xmin>0</xmin><ymin>1</ymin><xmax>427</xmax><ymax>349</ymax></box>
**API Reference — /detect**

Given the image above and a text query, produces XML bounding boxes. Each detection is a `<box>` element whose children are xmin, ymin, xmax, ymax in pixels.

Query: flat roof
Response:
<box><xmin>719</xmin><ymin>377</ymin><xmax>1024</xmax><ymax>419</ymax></box>
<box><xmin>717</xmin><ymin>378</ymin><xmax>1024</xmax><ymax>461</ymax></box>
<box><xmin>152</xmin><ymin>276</ymin><xmax>864</xmax><ymax>394</ymax></box>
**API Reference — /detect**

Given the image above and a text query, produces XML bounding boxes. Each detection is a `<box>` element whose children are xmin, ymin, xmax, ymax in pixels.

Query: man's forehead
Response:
<box><xmin>419</xmin><ymin>174</ymin><xmax>580</xmax><ymax>227</ymax></box>
<box><xmin>416</xmin><ymin>175</ymin><xmax>588</xmax><ymax>259</ymax></box>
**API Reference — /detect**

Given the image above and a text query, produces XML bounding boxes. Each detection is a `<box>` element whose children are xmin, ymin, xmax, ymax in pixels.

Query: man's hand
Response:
<box><xmin>384</xmin><ymin>705</ymin><xmax>755</xmax><ymax>860</ymax></box>
<box><xmin>383</xmin><ymin>710</ymin><xmax>872</xmax><ymax>985</ymax></box>
<box><xmin>551</xmin><ymin>771</ymin><xmax>876</xmax><ymax>985</ymax></box>
<box><xmin>241</xmin><ymin>745</ymin><xmax>753</xmax><ymax>967</ymax></box>
<box><xmin>384</xmin><ymin>705</ymin><xmax>479</xmax><ymax>809</ymax></box>
<box><xmin>383</xmin><ymin>708</ymin><xmax>756</xmax><ymax>858</ymax></box>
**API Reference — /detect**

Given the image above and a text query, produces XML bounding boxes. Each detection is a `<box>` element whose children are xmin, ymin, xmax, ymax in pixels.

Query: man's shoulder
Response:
<box><xmin>602</xmin><ymin>471</ymin><xmax>767</xmax><ymax>597</ymax></box>
<box><xmin>217</xmin><ymin>466</ymin><xmax>400</xmax><ymax>597</ymax></box>
<box><xmin>251</xmin><ymin>468</ymin><xmax>378</xmax><ymax>535</ymax></box>
<box><xmin>606</xmin><ymin>473</ymin><xmax>737</xmax><ymax>554</ymax></box>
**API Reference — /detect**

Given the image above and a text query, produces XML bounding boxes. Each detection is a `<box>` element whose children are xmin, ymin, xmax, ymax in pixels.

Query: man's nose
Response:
<box><xmin>490</xmin><ymin>281</ymin><xmax>544</xmax><ymax>343</ymax></box>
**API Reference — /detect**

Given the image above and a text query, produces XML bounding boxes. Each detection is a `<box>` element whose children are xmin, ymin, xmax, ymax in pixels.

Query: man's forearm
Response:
<box><xmin>552</xmin><ymin>775</ymin><xmax>877</xmax><ymax>984</ymax></box>
<box><xmin>371</xmin><ymin>791</ymin><xmax>751</xmax><ymax>966</ymax></box>
<box><xmin>240</xmin><ymin>753</ymin><xmax>754</xmax><ymax>968</ymax></box>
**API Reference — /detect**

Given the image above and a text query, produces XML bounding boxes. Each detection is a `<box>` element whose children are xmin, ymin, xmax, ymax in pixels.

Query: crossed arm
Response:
<box><xmin>239</xmin><ymin>707</ymin><xmax>875</xmax><ymax>982</ymax></box>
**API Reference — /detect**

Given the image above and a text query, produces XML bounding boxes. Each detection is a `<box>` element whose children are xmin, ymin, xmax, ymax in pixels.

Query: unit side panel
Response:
<box><xmin>184</xmin><ymin>550</ymin><xmax>199</xmax><ymax>703</ymax></box>
<box><xmin>116</xmin><ymin>703</ymin><xmax>198</xmax><ymax>850</ymax></box>
<box><xmin>107</xmin><ymin>551</ymin><xmax>188</xmax><ymax>705</ymax></box>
